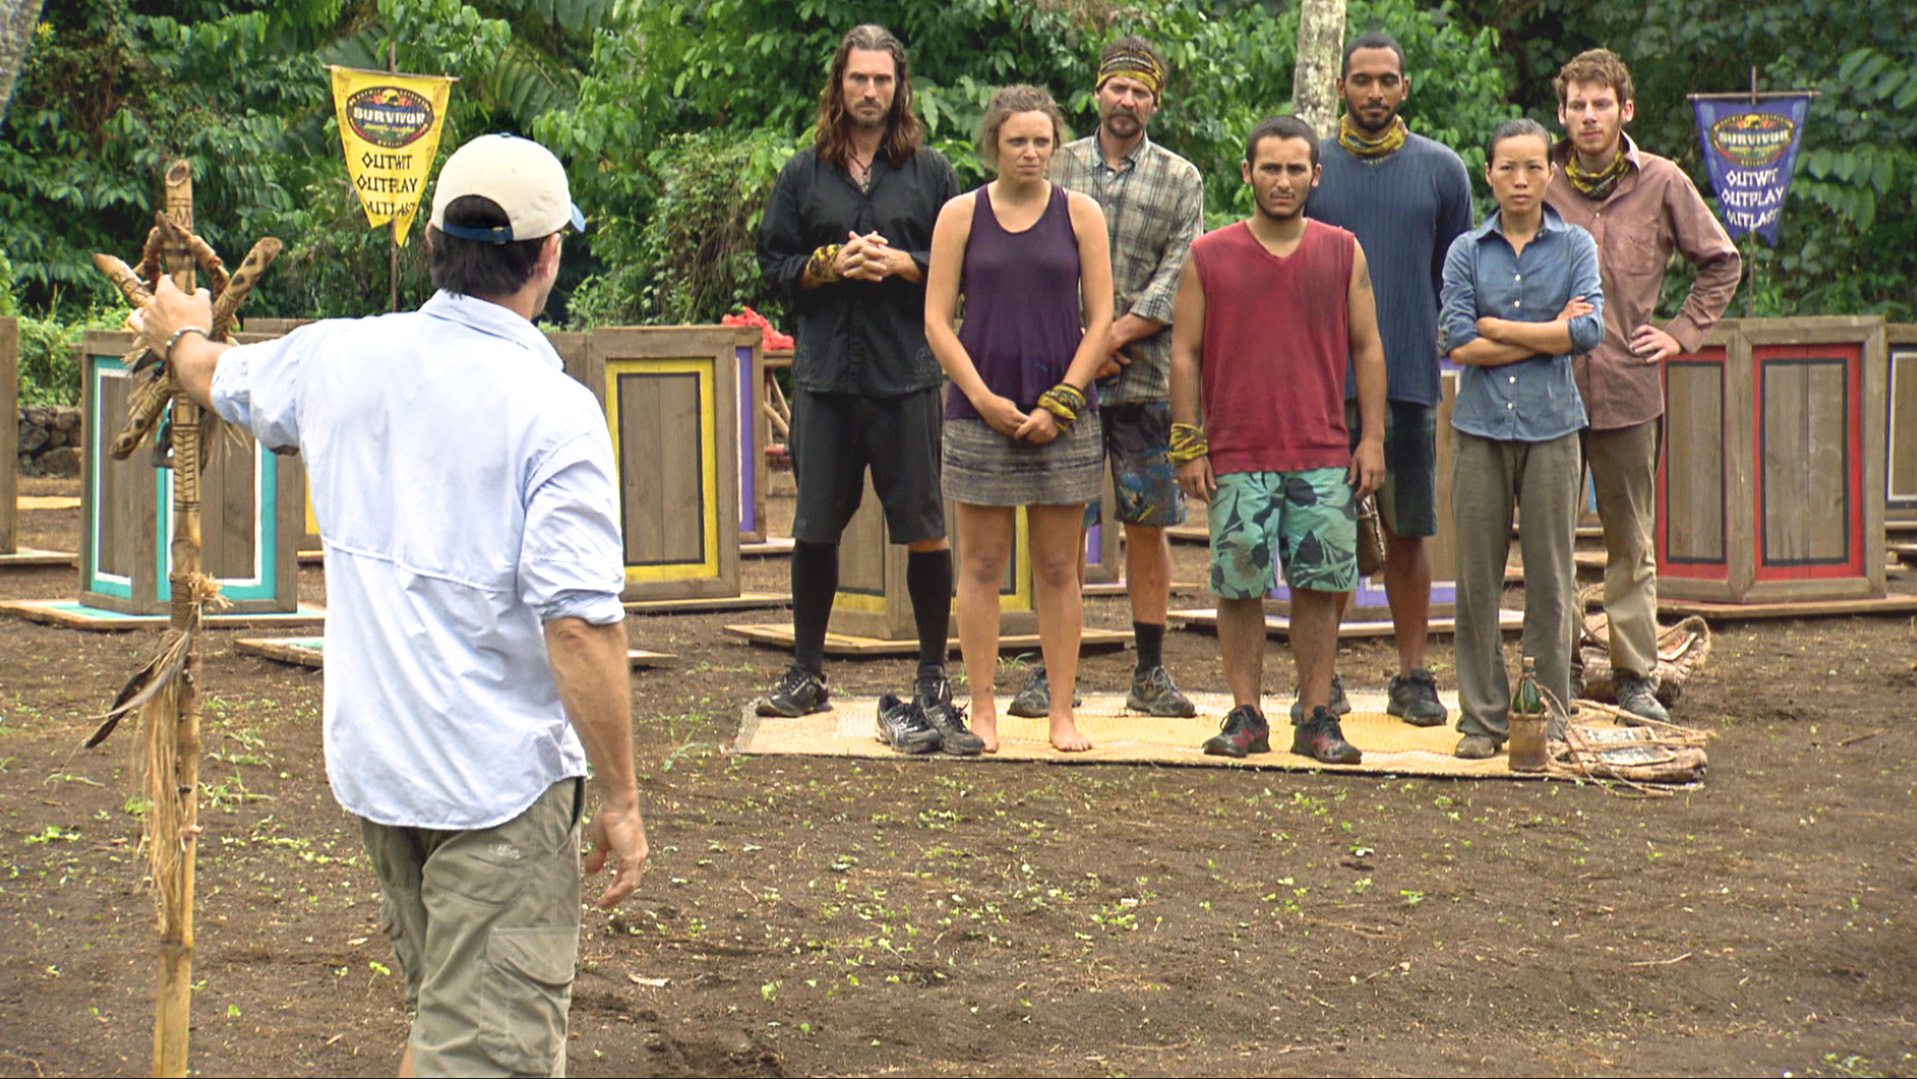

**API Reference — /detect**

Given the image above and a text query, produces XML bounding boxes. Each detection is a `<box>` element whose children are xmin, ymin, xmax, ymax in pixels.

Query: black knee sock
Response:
<box><xmin>1133</xmin><ymin>621</ymin><xmax>1166</xmax><ymax>672</ymax></box>
<box><xmin>791</xmin><ymin>541</ymin><xmax>839</xmax><ymax>676</ymax></box>
<box><xmin>906</xmin><ymin>548</ymin><xmax>953</xmax><ymax>673</ymax></box>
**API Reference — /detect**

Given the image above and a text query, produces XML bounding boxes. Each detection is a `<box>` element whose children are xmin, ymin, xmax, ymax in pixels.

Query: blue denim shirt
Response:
<box><xmin>1440</xmin><ymin>206</ymin><xmax>1602</xmax><ymax>442</ymax></box>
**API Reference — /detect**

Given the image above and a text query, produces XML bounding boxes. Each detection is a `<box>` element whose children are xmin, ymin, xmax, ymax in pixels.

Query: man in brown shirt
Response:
<box><xmin>1545</xmin><ymin>48</ymin><xmax>1741</xmax><ymax>721</ymax></box>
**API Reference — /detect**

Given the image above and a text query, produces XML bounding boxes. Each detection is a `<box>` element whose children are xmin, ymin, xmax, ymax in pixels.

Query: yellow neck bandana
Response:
<box><xmin>1338</xmin><ymin>113</ymin><xmax>1408</xmax><ymax>160</ymax></box>
<box><xmin>1565</xmin><ymin>146</ymin><xmax>1631</xmax><ymax>199</ymax></box>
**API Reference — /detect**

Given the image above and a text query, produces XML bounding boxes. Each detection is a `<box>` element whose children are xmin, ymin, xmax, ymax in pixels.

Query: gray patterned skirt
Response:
<box><xmin>941</xmin><ymin>412</ymin><xmax>1104</xmax><ymax>506</ymax></box>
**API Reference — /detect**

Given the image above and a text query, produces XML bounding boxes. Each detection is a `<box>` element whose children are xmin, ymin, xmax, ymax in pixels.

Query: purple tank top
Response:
<box><xmin>947</xmin><ymin>184</ymin><xmax>1093</xmax><ymax>421</ymax></box>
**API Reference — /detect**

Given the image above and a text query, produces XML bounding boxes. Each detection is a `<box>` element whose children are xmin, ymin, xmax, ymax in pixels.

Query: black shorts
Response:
<box><xmin>789</xmin><ymin>387</ymin><xmax>946</xmax><ymax>545</ymax></box>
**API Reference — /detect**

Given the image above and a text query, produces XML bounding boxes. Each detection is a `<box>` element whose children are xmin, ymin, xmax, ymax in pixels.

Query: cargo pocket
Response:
<box><xmin>479</xmin><ymin>925</ymin><xmax>578</xmax><ymax>1076</ymax></box>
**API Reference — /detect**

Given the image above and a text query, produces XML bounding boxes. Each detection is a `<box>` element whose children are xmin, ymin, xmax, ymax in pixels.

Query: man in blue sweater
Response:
<box><xmin>1307</xmin><ymin>30</ymin><xmax>1474</xmax><ymax>728</ymax></box>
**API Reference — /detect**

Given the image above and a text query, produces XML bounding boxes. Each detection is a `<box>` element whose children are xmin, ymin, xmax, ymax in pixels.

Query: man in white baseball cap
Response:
<box><xmin>132</xmin><ymin>132</ymin><xmax>646</xmax><ymax>1077</ymax></box>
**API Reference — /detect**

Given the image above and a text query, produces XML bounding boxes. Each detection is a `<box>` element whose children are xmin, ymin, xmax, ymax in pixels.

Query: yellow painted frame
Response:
<box><xmin>604</xmin><ymin>356</ymin><xmax>722</xmax><ymax>582</ymax></box>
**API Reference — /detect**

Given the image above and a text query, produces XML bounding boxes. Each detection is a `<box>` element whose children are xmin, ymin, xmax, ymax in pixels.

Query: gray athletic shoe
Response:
<box><xmin>1290</xmin><ymin>673</ymin><xmax>1352</xmax><ymax>722</ymax></box>
<box><xmin>1455</xmin><ymin>733</ymin><xmax>1502</xmax><ymax>760</ymax></box>
<box><xmin>1006</xmin><ymin>665</ymin><xmax>1080</xmax><ymax>718</ymax></box>
<box><xmin>756</xmin><ymin>665</ymin><xmax>829</xmax><ymax>717</ymax></box>
<box><xmin>874</xmin><ymin>693</ymin><xmax>941</xmax><ymax>754</ymax></box>
<box><xmin>1386</xmin><ymin>667</ymin><xmax>1449</xmax><ymax>727</ymax></box>
<box><xmin>1007</xmin><ymin>666</ymin><xmax>1051</xmax><ymax>718</ymax></box>
<box><xmin>915</xmin><ymin>670</ymin><xmax>983</xmax><ymax>756</ymax></box>
<box><xmin>1126</xmin><ymin>665</ymin><xmax>1197</xmax><ymax>717</ymax></box>
<box><xmin>1615</xmin><ymin>673</ymin><xmax>1671</xmax><ymax>724</ymax></box>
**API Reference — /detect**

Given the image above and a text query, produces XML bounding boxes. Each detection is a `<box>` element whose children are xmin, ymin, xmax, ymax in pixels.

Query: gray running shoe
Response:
<box><xmin>1386</xmin><ymin>667</ymin><xmax>1449</xmax><ymax>727</ymax></box>
<box><xmin>1615</xmin><ymin>673</ymin><xmax>1671</xmax><ymax>724</ymax></box>
<box><xmin>874</xmin><ymin>693</ymin><xmax>941</xmax><ymax>754</ymax></box>
<box><xmin>756</xmin><ymin>665</ymin><xmax>829</xmax><ymax>717</ymax></box>
<box><xmin>1290</xmin><ymin>673</ymin><xmax>1352</xmax><ymax>723</ymax></box>
<box><xmin>1127</xmin><ymin>665</ymin><xmax>1197</xmax><ymax>717</ymax></box>
<box><xmin>1455</xmin><ymin>733</ymin><xmax>1502</xmax><ymax>760</ymax></box>
<box><xmin>1006</xmin><ymin>665</ymin><xmax>1080</xmax><ymax>717</ymax></box>
<box><xmin>915</xmin><ymin>671</ymin><xmax>983</xmax><ymax>756</ymax></box>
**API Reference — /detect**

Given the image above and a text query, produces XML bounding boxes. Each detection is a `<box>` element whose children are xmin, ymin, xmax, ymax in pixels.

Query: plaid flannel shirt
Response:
<box><xmin>1052</xmin><ymin>133</ymin><xmax>1204</xmax><ymax>405</ymax></box>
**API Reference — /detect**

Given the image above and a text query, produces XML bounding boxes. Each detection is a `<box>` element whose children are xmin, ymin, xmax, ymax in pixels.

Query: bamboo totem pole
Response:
<box><xmin>87</xmin><ymin>160</ymin><xmax>280</xmax><ymax>1079</ymax></box>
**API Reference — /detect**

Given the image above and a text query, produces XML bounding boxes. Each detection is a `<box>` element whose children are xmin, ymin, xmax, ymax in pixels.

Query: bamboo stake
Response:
<box><xmin>152</xmin><ymin>157</ymin><xmax>202</xmax><ymax>1079</ymax></box>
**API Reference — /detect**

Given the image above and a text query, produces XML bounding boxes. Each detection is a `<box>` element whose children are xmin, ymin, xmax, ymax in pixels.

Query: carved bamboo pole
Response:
<box><xmin>152</xmin><ymin>158</ymin><xmax>203</xmax><ymax>1079</ymax></box>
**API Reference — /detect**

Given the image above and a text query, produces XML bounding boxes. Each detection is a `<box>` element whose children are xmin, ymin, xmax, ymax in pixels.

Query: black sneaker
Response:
<box><xmin>1291</xmin><ymin>705</ymin><xmax>1362</xmax><ymax>765</ymax></box>
<box><xmin>874</xmin><ymin>693</ymin><xmax>942</xmax><ymax>754</ymax></box>
<box><xmin>1386</xmin><ymin>667</ymin><xmax>1449</xmax><ymax>727</ymax></box>
<box><xmin>1201</xmin><ymin>704</ymin><xmax>1271</xmax><ymax>758</ymax></box>
<box><xmin>915</xmin><ymin>670</ymin><xmax>983</xmax><ymax>756</ymax></box>
<box><xmin>1126</xmin><ymin>665</ymin><xmax>1197</xmax><ymax>718</ymax></box>
<box><xmin>756</xmin><ymin>665</ymin><xmax>829</xmax><ymax>717</ymax></box>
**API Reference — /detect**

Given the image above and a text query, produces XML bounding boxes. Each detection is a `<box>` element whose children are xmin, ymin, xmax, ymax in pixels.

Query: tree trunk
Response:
<box><xmin>1292</xmin><ymin>0</ymin><xmax>1347</xmax><ymax>140</ymax></box>
<box><xmin>0</xmin><ymin>0</ymin><xmax>46</xmax><ymax>125</ymax></box>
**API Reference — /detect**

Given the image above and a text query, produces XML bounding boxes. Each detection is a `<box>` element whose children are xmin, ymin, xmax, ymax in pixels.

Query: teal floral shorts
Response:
<box><xmin>1207</xmin><ymin>467</ymin><xmax>1358</xmax><ymax>598</ymax></box>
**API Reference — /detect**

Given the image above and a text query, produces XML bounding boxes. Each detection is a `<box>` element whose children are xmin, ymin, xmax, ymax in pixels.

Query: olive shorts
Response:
<box><xmin>359</xmin><ymin>778</ymin><xmax>584</xmax><ymax>1078</ymax></box>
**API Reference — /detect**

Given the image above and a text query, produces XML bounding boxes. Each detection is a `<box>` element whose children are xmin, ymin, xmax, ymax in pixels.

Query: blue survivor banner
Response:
<box><xmin>1691</xmin><ymin>94</ymin><xmax>1812</xmax><ymax>245</ymax></box>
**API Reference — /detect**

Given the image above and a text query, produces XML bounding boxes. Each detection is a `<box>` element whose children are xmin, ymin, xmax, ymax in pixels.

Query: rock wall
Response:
<box><xmin>16</xmin><ymin>406</ymin><xmax>82</xmax><ymax>477</ymax></box>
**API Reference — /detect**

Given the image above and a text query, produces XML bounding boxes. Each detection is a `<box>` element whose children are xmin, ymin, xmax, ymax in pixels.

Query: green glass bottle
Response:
<box><xmin>1508</xmin><ymin>655</ymin><xmax>1548</xmax><ymax>772</ymax></box>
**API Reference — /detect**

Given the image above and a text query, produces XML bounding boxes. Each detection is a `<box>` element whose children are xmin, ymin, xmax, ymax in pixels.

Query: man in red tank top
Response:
<box><xmin>1168</xmin><ymin>115</ymin><xmax>1388</xmax><ymax>765</ymax></box>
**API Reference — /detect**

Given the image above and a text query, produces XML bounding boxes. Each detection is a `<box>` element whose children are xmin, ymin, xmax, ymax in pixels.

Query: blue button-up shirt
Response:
<box><xmin>213</xmin><ymin>291</ymin><xmax>625</xmax><ymax>830</ymax></box>
<box><xmin>1440</xmin><ymin>206</ymin><xmax>1603</xmax><ymax>442</ymax></box>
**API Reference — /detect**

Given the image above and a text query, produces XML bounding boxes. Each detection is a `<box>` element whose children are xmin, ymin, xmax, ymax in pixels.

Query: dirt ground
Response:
<box><xmin>1</xmin><ymin>470</ymin><xmax>1914</xmax><ymax>1079</ymax></box>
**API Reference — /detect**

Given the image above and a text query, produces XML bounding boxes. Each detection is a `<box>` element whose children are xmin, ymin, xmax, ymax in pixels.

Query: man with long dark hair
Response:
<box><xmin>756</xmin><ymin>25</ymin><xmax>975</xmax><ymax>754</ymax></box>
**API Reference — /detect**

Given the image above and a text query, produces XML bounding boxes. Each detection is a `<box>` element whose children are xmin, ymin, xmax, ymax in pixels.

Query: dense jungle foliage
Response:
<box><xmin>4</xmin><ymin>0</ymin><xmax>1913</xmax><ymax>401</ymax></box>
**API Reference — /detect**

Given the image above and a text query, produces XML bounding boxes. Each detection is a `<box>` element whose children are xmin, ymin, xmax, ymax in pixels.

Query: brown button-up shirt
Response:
<box><xmin>1546</xmin><ymin>135</ymin><xmax>1742</xmax><ymax>430</ymax></box>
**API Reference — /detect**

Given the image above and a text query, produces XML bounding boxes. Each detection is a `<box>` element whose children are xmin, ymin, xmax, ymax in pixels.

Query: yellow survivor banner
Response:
<box><xmin>328</xmin><ymin>66</ymin><xmax>455</xmax><ymax>246</ymax></box>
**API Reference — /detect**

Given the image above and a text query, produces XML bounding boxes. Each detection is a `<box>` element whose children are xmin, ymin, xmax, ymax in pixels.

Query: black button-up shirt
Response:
<box><xmin>757</xmin><ymin>145</ymin><xmax>959</xmax><ymax>398</ymax></box>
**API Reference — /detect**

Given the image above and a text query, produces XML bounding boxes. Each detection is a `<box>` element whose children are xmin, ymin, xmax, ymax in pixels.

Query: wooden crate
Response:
<box><xmin>586</xmin><ymin>326</ymin><xmax>742</xmax><ymax>603</ymax></box>
<box><xmin>1658</xmin><ymin>316</ymin><xmax>1887</xmax><ymax>604</ymax></box>
<box><xmin>0</xmin><ymin>318</ymin><xmax>15</xmax><ymax>553</ymax></box>
<box><xmin>78</xmin><ymin>331</ymin><xmax>304</xmax><ymax>615</ymax></box>
<box><xmin>830</xmin><ymin>476</ymin><xmax>1037</xmax><ymax>642</ymax></box>
<box><xmin>1886</xmin><ymin>324</ymin><xmax>1917</xmax><ymax>523</ymax></box>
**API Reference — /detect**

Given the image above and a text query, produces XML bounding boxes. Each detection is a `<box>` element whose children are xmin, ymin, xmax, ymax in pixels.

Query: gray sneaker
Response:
<box><xmin>1455</xmin><ymin>732</ymin><xmax>1503</xmax><ymax>760</ymax></box>
<box><xmin>1007</xmin><ymin>664</ymin><xmax>1080</xmax><ymax>718</ymax></box>
<box><xmin>1386</xmin><ymin>667</ymin><xmax>1449</xmax><ymax>727</ymax></box>
<box><xmin>1126</xmin><ymin>665</ymin><xmax>1197</xmax><ymax>717</ymax></box>
<box><xmin>874</xmin><ymin>693</ymin><xmax>941</xmax><ymax>754</ymax></box>
<box><xmin>1615</xmin><ymin>673</ymin><xmax>1670</xmax><ymax>724</ymax></box>
<box><xmin>1290</xmin><ymin>673</ymin><xmax>1352</xmax><ymax>722</ymax></box>
<box><xmin>915</xmin><ymin>671</ymin><xmax>983</xmax><ymax>756</ymax></box>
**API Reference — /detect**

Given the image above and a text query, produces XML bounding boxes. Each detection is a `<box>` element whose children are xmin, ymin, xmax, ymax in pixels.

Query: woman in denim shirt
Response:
<box><xmin>1439</xmin><ymin>117</ymin><xmax>1603</xmax><ymax>760</ymax></box>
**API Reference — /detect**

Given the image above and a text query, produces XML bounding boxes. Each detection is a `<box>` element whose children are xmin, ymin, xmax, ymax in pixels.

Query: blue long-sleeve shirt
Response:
<box><xmin>1441</xmin><ymin>206</ymin><xmax>1602</xmax><ymax>442</ymax></box>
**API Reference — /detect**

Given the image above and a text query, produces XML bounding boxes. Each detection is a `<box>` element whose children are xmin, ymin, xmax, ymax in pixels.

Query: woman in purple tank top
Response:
<box><xmin>925</xmin><ymin>84</ymin><xmax>1115</xmax><ymax>753</ymax></box>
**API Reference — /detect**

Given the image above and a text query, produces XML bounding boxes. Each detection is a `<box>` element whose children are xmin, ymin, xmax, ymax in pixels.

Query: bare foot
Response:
<box><xmin>972</xmin><ymin>700</ymin><xmax>999</xmax><ymax>754</ymax></box>
<box><xmin>1049</xmin><ymin>715</ymin><xmax>1091</xmax><ymax>753</ymax></box>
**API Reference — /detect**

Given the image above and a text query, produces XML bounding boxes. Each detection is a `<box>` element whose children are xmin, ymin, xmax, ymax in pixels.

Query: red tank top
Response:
<box><xmin>1190</xmin><ymin>218</ymin><xmax>1355</xmax><ymax>474</ymax></box>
